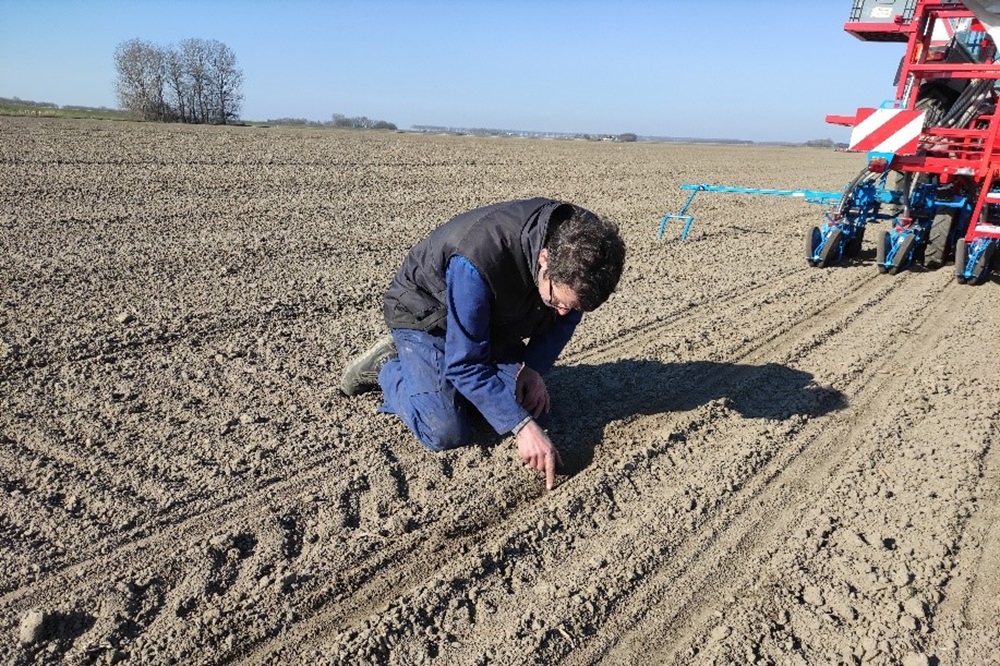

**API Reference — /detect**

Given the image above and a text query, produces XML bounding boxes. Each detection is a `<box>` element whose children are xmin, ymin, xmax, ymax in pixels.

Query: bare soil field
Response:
<box><xmin>2</xmin><ymin>117</ymin><xmax>999</xmax><ymax>666</ymax></box>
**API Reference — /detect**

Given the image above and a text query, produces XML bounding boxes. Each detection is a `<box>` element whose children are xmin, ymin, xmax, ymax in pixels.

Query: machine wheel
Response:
<box><xmin>875</xmin><ymin>229</ymin><xmax>890</xmax><ymax>274</ymax></box>
<box><xmin>955</xmin><ymin>238</ymin><xmax>968</xmax><ymax>283</ymax></box>
<box><xmin>835</xmin><ymin>168</ymin><xmax>877</xmax><ymax>219</ymax></box>
<box><xmin>971</xmin><ymin>242</ymin><xmax>997</xmax><ymax>285</ymax></box>
<box><xmin>915</xmin><ymin>83</ymin><xmax>955</xmax><ymax>128</ymax></box>
<box><xmin>805</xmin><ymin>225</ymin><xmax>822</xmax><ymax>265</ymax></box>
<box><xmin>887</xmin><ymin>233</ymin><xmax>915</xmax><ymax>275</ymax></box>
<box><xmin>845</xmin><ymin>225</ymin><xmax>866</xmax><ymax>259</ymax></box>
<box><xmin>925</xmin><ymin>209</ymin><xmax>956</xmax><ymax>269</ymax></box>
<box><xmin>817</xmin><ymin>227</ymin><xmax>843</xmax><ymax>268</ymax></box>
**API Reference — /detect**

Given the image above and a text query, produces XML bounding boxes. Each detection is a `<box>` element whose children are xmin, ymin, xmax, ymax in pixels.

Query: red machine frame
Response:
<box><xmin>830</xmin><ymin>0</ymin><xmax>1000</xmax><ymax>245</ymax></box>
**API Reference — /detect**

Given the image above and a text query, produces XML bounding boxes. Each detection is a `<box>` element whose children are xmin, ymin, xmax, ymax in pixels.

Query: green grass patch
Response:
<box><xmin>0</xmin><ymin>98</ymin><xmax>134</xmax><ymax>121</ymax></box>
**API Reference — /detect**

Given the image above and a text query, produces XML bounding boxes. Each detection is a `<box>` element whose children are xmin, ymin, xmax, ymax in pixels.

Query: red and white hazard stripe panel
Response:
<box><xmin>930</xmin><ymin>16</ymin><xmax>960</xmax><ymax>47</ymax></box>
<box><xmin>848</xmin><ymin>108</ymin><xmax>926</xmax><ymax>154</ymax></box>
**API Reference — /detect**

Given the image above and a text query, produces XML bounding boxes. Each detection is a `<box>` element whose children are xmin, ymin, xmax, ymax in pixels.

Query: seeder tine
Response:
<box><xmin>658</xmin><ymin>212</ymin><xmax>697</xmax><ymax>240</ymax></box>
<box><xmin>658</xmin><ymin>186</ymin><xmax>704</xmax><ymax>240</ymax></box>
<box><xmin>658</xmin><ymin>183</ymin><xmax>843</xmax><ymax>241</ymax></box>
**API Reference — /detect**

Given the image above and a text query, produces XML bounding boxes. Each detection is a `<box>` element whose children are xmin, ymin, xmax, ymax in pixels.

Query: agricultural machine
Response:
<box><xmin>661</xmin><ymin>0</ymin><xmax>1000</xmax><ymax>284</ymax></box>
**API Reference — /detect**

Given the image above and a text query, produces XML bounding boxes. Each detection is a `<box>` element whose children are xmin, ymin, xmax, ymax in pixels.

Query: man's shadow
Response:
<box><xmin>510</xmin><ymin>359</ymin><xmax>847</xmax><ymax>475</ymax></box>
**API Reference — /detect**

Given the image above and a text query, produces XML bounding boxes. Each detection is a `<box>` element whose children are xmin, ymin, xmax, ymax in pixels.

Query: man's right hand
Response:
<box><xmin>515</xmin><ymin>364</ymin><xmax>550</xmax><ymax>418</ymax></box>
<box><xmin>516</xmin><ymin>419</ymin><xmax>562</xmax><ymax>491</ymax></box>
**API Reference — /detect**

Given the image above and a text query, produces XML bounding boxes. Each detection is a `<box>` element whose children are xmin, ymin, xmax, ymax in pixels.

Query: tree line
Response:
<box><xmin>265</xmin><ymin>114</ymin><xmax>398</xmax><ymax>130</ymax></box>
<box><xmin>114</xmin><ymin>38</ymin><xmax>243</xmax><ymax>124</ymax></box>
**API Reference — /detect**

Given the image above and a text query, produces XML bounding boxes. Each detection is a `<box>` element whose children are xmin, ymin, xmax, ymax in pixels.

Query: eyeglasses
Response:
<box><xmin>546</xmin><ymin>273</ymin><xmax>580</xmax><ymax>314</ymax></box>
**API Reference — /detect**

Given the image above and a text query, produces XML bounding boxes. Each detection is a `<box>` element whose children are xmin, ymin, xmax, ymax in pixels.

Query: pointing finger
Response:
<box><xmin>545</xmin><ymin>451</ymin><xmax>557</xmax><ymax>491</ymax></box>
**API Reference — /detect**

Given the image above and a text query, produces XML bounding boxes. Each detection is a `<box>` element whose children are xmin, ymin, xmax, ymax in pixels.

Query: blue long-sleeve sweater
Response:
<box><xmin>443</xmin><ymin>256</ymin><xmax>581</xmax><ymax>433</ymax></box>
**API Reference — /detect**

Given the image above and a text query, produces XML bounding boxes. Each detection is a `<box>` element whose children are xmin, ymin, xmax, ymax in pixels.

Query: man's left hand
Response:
<box><xmin>515</xmin><ymin>364</ymin><xmax>550</xmax><ymax>418</ymax></box>
<box><xmin>516</xmin><ymin>420</ymin><xmax>561</xmax><ymax>491</ymax></box>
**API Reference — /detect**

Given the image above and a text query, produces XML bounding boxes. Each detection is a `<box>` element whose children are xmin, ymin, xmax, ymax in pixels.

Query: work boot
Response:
<box><xmin>340</xmin><ymin>334</ymin><xmax>396</xmax><ymax>396</ymax></box>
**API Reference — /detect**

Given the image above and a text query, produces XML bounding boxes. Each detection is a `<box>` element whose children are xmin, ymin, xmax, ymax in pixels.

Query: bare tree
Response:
<box><xmin>163</xmin><ymin>46</ymin><xmax>188</xmax><ymax>122</ymax></box>
<box><xmin>115</xmin><ymin>37</ymin><xmax>243</xmax><ymax>123</ymax></box>
<box><xmin>207</xmin><ymin>40</ymin><xmax>243</xmax><ymax>124</ymax></box>
<box><xmin>179</xmin><ymin>38</ymin><xmax>211</xmax><ymax>123</ymax></box>
<box><xmin>114</xmin><ymin>39</ymin><xmax>168</xmax><ymax>120</ymax></box>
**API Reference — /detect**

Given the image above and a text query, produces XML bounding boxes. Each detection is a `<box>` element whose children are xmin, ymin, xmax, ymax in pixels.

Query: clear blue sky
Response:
<box><xmin>0</xmin><ymin>0</ymin><xmax>910</xmax><ymax>142</ymax></box>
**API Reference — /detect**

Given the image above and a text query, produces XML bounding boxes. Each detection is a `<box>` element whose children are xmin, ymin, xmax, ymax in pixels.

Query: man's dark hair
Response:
<box><xmin>545</xmin><ymin>205</ymin><xmax>626</xmax><ymax>311</ymax></box>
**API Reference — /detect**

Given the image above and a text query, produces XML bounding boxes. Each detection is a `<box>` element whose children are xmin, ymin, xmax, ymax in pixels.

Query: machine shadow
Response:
<box><xmin>540</xmin><ymin>359</ymin><xmax>847</xmax><ymax>476</ymax></box>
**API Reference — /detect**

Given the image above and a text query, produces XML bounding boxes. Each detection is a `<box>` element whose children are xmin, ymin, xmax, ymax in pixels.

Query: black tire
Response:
<box><xmin>888</xmin><ymin>233</ymin><xmax>916</xmax><ymax>275</ymax></box>
<box><xmin>925</xmin><ymin>209</ymin><xmax>956</xmax><ymax>268</ymax></box>
<box><xmin>845</xmin><ymin>225</ymin><xmax>866</xmax><ymax>259</ymax></box>
<box><xmin>971</xmin><ymin>242</ymin><xmax>997</xmax><ymax>285</ymax></box>
<box><xmin>955</xmin><ymin>238</ymin><xmax>968</xmax><ymax>283</ymax></box>
<box><xmin>817</xmin><ymin>227</ymin><xmax>843</xmax><ymax>268</ymax></box>
<box><xmin>836</xmin><ymin>168</ymin><xmax>879</xmax><ymax>219</ymax></box>
<box><xmin>915</xmin><ymin>83</ymin><xmax>955</xmax><ymax>128</ymax></box>
<box><xmin>805</xmin><ymin>225</ymin><xmax>822</xmax><ymax>265</ymax></box>
<box><xmin>876</xmin><ymin>229</ymin><xmax>890</xmax><ymax>274</ymax></box>
<box><xmin>914</xmin><ymin>237</ymin><xmax>927</xmax><ymax>265</ymax></box>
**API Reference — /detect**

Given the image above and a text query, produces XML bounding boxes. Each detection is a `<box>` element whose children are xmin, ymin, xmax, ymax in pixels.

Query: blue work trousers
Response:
<box><xmin>378</xmin><ymin>328</ymin><xmax>525</xmax><ymax>452</ymax></box>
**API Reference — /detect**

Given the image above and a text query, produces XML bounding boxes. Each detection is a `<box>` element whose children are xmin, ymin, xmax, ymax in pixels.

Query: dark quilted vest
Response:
<box><xmin>384</xmin><ymin>198</ymin><xmax>574</xmax><ymax>347</ymax></box>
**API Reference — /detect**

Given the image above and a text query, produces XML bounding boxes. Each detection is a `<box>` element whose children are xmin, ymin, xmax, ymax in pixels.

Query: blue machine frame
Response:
<box><xmin>658</xmin><ymin>184</ymin><xmax>843</xmax><ymax>240</ymax></box>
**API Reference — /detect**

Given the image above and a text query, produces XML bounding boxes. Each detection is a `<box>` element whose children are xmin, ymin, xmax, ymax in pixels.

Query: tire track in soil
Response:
<box><xmin>0</xmin><ymin>416</ymin><xmax>418</xmax><ymax>606</ymax></box>
<box><xmin>567</xmin><ymin>259</ymin><xmax>854</xmax><ymax>367</ymax></box>
<box><xmin>0</xmin><ymin>454</ymin><xmax>336</xmax><ymax>609</ymax></box>
<box><xmin>0</xmin><ymin>302</ymin><xmax>369</xmax><ymax>576</ymax></box>
<box><xmin>229</xmin><ymin>266</ymin><xmax>923</xmax><ymax>664</ymax></box>
<box><xmin>566</xmin><ymin>265</ymin><xmax>891</xmax><ymax>380</ymax></box>
<box><xmin>0</xmin><ymin>430</ymin><xmax>171</xmax><ymax>518</ymax></box>
<box><xmin>555</xmin><ymin>275</ymin><xmax>978</xmax><ymax>664</ymax></box>
<box><xmin>930</xmin><ymin>416</ymin><xmax>1000</xmax><ymax>665</ymax></box>
<box><xmin>673</xmin><ymin>283</ymin><xmax>1000</xmax><ymax>664</ymax></box>
<box><xmin>0</xmin><ymin>417</ymin><xmax>356</xmax><ymax>584</ymax></box>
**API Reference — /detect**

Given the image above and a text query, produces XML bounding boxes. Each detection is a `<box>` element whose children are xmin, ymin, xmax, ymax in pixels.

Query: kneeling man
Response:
<box><xmin>341</xmin><ymin>198</ymin><xmax>626</xmax><ymax>489</ymax></box>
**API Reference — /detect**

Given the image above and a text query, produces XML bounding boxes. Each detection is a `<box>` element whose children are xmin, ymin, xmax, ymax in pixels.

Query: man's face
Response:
<box><xmin>538</xmin><ymin>249</ymin><xmax>582</xmax><ymax>315</ymax></box>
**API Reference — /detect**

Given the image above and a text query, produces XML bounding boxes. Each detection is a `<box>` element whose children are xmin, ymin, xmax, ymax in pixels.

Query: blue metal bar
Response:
<box><xmin>679</xmin><ymin>184</ymin><xmax>843</xmax><ymax>203</ymax></box>
<box><xmin>659</xmin><ymin>183</ymin><xmax>844</xmax><ymax>240</ymax></box>
<box><xmin>658</xmin><ymin>188</ymin><xmax>699</xmax><ymax>240</ymax></box>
